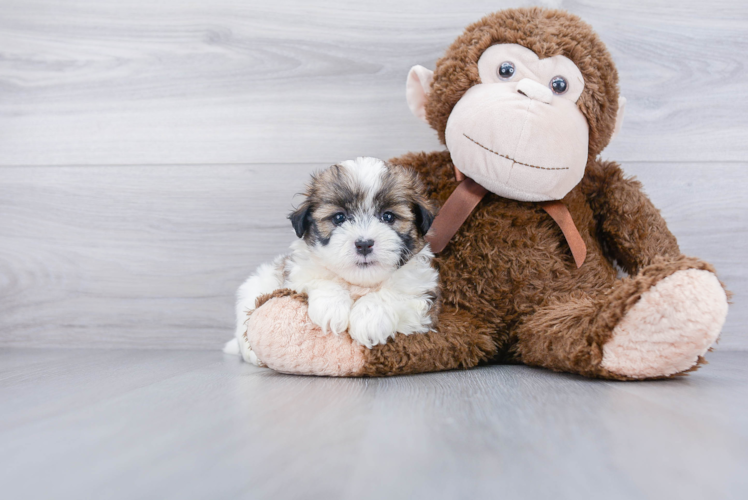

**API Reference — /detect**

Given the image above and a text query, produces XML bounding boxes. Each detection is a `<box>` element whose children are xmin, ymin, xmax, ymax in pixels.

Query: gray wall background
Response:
<box><xmin>1</xmin><ymin>0</ymin><xmax>746</xmax><ymax>350</ymax></box>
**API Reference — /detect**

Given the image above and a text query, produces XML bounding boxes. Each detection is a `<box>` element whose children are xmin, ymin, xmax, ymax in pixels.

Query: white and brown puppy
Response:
<box><xmin>225</xmin><ymin>157</ymin><xmax>440</xmax><ymax>364</ymax></box>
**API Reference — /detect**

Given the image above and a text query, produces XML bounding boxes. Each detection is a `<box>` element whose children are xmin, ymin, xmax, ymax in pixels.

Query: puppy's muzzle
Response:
<box><xmin>355</xmin><ymin>239</ymin><xmax>374</xmax><ymax>256</ymax></box>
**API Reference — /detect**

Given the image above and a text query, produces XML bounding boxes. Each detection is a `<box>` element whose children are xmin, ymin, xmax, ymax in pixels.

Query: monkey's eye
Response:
<box><xmin>497</xmin><ymin>61</ymin><xmax>515</xmax><ymax>80</ymax></box>
<box><xmin>332</xmin><ymin>213</ymin><xmax>347</xmax><ymax>226</ymax></box>
<box><xmin>550</xmin><ymin>76</ymin><xmax>568</xmax><ymax>95</ymax></box>
<box><xmin>380</xmin><ymin>212</ymin><xmax>395</xmax><ymax>224</ymax></box>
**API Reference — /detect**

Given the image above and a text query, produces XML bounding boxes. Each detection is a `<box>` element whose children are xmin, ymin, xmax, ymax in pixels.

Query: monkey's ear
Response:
<box><xmin>610</xmin><ymin>96</ymin><xmax>627</xmax><ymax>142</ymax></box>
<box><xmin>413</xmin><ymin>202</ymin><xmax>436</xmax><ymax>236</ymax></box>
<box><xmin>289</xmin><ymin>204</ymin><xmax>312</xmax><ymax>238</ymax></box>
<box><xmin>406</xmin><ymin>65</ymin><xmax>434</xmax><ymax>124</ymax></box>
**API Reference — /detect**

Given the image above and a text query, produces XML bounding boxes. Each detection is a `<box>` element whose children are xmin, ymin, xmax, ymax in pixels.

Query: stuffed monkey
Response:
<box><xmin>242</xmin><ymin>7</ymin><xmax>728</xmax><ymax>380</ymax></box>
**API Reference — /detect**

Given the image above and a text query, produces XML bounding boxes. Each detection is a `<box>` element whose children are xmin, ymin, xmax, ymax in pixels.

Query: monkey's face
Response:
<box><xmin>406</xmin><ymin>9</ymin><xmax>625</xmax><ymax>201</ymax></box>
<box><xmin>445</xmin><ymin>44</ymin><xmax>589</xmax><ymax>202</ymax></box>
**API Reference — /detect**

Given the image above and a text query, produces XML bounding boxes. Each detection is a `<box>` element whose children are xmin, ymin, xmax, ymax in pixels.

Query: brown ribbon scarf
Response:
<box><xmin>426</xmin><ymin>171</ymin><xmax>587</xmax><ymax>268</ymax></box>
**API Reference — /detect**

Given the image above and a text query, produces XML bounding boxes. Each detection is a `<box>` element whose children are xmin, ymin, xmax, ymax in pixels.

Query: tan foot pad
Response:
<box><xmin>602</xmin><ymin>269</ymin><xmax>728</xmax><ymax>379</ymax></box>
<box><xmin>248</xmin><ymin>296</ymin><xmax>367</xmax><ymax>376</ymax></box>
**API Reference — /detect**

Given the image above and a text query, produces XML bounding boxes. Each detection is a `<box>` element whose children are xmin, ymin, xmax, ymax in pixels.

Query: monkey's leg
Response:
<box><xmin>247</xmin><ymin>291</ymin><xmax>496</xmax><ymax>377</ymax></box>
<box><xmin>515</xmin><ymin>256</ymin><xmax>728</xmax><ymax>380</ymax></box>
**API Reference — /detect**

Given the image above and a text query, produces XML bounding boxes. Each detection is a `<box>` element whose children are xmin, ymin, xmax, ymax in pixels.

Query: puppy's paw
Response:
<box><xmin>348</xmin><ymin>295</ymin><xmax>398</xmax><ymax>348</ymax></box>
<box><xmin>308</xmin><ymin>292</ymin><xmax>353</xmax><ymax>335</ymax></box>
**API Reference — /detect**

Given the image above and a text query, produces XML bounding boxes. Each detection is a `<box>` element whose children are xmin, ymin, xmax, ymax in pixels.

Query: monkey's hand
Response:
<box><xmin>245</xmin><ymin>291</ymin><xmax>496</xmax><ymax>376</ymax></box>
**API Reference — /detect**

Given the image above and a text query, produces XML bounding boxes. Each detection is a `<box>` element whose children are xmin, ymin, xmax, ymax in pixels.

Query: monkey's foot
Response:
<box><xmin>601</xmin><ymin>269</ymin><xmax>728</xmax><ymax>379</ymax></box>
<box><xmin>248</xmin><ymin>294</ymin><xmax>367</xmax><ymax>376</ymax></box>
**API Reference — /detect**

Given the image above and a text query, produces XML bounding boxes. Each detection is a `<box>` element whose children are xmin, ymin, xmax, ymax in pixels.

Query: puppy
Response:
<box><xmin>225</xmin><ymin>157</ymin><xmax>440</xmax><ymax>365</ymax></box>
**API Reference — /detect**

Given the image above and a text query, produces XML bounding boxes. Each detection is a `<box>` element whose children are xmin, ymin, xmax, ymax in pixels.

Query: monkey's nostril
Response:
<box><xmin>355</xmin><ymin>239</ymin><xmax>375</xmax><ymax>256</ymax></box>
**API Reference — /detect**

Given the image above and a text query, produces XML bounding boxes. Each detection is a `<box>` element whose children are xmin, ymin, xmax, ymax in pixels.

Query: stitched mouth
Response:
<box><xmin>462</xmin><ymin>133</ymin><xmax>569</xmax><ymax>171</ymax></box>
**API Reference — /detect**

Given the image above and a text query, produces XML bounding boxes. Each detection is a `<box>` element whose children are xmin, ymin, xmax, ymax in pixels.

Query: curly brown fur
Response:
<box><xmin>580</xmin><ymin>160</ymin><xmax>681</xmax><ymax>273</ymax></box>
<box><xmin>360</xmin><ymin>308</ymin><xmax>497</xmax><ymax>376</ymax></box>
<box><xmin>515</xmin><ymin>256</ymin><xmax>718</xmax><ymax>380</ymax></box>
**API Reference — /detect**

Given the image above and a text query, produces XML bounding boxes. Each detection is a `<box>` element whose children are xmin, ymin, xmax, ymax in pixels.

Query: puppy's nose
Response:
<box><xmin>355</xmin><ymin>239</ymin><xmax>374</xmax><ymax>256</ymax></box>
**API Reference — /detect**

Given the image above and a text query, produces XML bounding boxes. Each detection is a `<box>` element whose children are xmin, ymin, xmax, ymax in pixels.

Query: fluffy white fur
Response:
<box><xmin>225</xmin><ymin>157</ymin><xmax>439</xmax><ymax>364</ymax></box>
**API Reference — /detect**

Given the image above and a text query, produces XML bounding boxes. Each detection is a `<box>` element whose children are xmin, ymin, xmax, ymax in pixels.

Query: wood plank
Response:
<box><xmin>0</xmin><ymin>162</ymin><xmax>745</xmax><ymax>349</ymax></box>
<box><xmin>1</xmin><ymin>0</ymin><xmax>746</xmax><ymax>165</ymax></box>
<box><xmin>0</xmin><ymin>163</ymin><xmax>319</xmax><ymax>349</ymax></box>
<box><xmin>0</xmin><ymin>349</ymin><xmax>746</xmax><ymax>499</ymax></box>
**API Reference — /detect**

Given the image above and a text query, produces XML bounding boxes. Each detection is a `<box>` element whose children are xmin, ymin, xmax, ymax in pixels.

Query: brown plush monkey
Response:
<box><xmin>242</xmin><ymin>7</ymin><xmax>728</xmax><ymax>380</ymax></box>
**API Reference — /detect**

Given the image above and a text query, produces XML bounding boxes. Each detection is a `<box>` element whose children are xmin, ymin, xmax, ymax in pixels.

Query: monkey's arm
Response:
<box><xmin>581</xmin><ymin>159</ymin><xmax>681</xmax><ymax>275</ymax></box>
<box><xmin>246</xmin><ymin>291</ymin><xmax>496</xmax><ymax>376</ymax></box>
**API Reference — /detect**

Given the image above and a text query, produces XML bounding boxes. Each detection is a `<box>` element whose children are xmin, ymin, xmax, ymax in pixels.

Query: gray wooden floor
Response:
<box><xmin>1</xmin><ymin>349</ymin><xmax>747</xmax><ymax>500</ymax></box>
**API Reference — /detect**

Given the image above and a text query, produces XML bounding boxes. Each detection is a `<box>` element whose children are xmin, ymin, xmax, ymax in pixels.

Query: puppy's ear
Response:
<box><xmin>289</xmin><ymin>204</ymin><xmax>312</xmax><ymax>238</ymax></box>
<box><xmin>413</xmin><ymin>202</ymin><xmax>436</xmax><ymax>235</ymax></box>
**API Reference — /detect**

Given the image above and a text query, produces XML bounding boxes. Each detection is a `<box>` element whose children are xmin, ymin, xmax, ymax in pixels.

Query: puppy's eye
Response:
<box><xmin>497</xmin><ymin>61</ymin><xmax>515</xmax><ymax>80</ymax></box>
<box><xmin>550</xmin><ymin>76</ymin><xmax>568</xmax><ymax>95</ymax></box>
<box><xmin>332</xmin><ymin>213</ymin><xmax>347</xmax><ymax>226</ymax></box>
<box><xmin>381</xmin><ymin>212</ymin><xmax>395</xmax><ymax>224</ymax></box>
